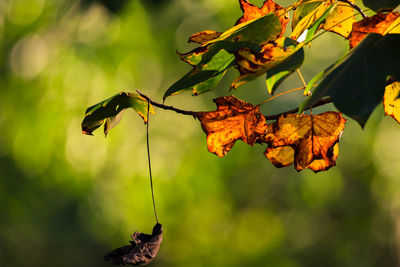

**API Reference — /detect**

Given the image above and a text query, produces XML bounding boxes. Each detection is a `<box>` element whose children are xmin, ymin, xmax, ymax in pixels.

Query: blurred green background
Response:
<box><xmin>1</xmin><ymin>0</ymin><xmax>400</xmax><ymax>266</ymax></box>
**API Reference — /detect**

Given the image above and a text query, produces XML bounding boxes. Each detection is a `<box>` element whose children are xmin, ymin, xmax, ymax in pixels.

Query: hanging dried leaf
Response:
<box><xmin>383</xmin><ymin>81</ymin><xmax>400</xmax><ymax>124</ymax></box>
<box><xmin>104</xmin><ymin>223</ymin><xmax>163</xmax><ymax>265</ymax></box>
<box><xmin>348</xmin><ymin>12</ymin><xmax>400</xmax><ymax>48</ymax></box>
<box><xmin>262</xmin><ymin>112</ymin><xmax>346</xmax><ymax>172</ymax></box>
<box><xmin>236</xmin><ymin>0</ymin><xmax>289</xmax><ymax>37</ymax></box>
<box><xmin>196</xmin><ymin>96</ymin><xmax>269</xmax><ymax>157</ymax></box>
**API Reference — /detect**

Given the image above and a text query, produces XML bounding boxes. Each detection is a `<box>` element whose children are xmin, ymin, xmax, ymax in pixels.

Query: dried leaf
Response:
<box><xmin>188</xmin><ymin>31</ymin><xmax>222</xmax><ymax>45</ymax></box>
<box><xmin>232</xmin><ymin>37</ymin><xmax>304</xmax><ymax>91</ymax></box>
<box><xmin>263</xmin><ymin>112</ymin><xmax>346</xmax><ymax>172</ymax></box>
<box><xmin>236</xmin><ymin>0</ymin><xmax>289</xmax><ymax>37</ymax></box>
<box><xmin>348</xmin><ymin>12</ymin><xmax>400</xmax><ymax>48</ymax></box>
<box><xmin>82</xmin><ymin>92</ymin><xmax>154</xmax><ymax>136</ymax></box>
<box><xmin>105</xmin><ymin>223</ymin><xmax>163</xmax><ymax>265</ymax></box>
<box><xmin>196</xmin><ymin>96</ymin><xmax>268</xmax><ymax>157</ymax></box>
<box><xmin>383</xmin><ymin>81</ymin><xmax>400</xmax><ymax>124</ymax></box>
<box><xmin>264</xmin><ymin>146</ymin><xmax>294</xmax><ymax>167</ymax></box>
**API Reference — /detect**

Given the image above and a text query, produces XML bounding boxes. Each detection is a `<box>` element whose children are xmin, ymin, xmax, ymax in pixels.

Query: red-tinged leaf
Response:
<box><xmin>348</xmin><ymin>12</ymin><xmax>400</xmax><ymax>48</ymax></box>
<box><xmin>236</xmin><ymin>0</ymin><xmax>289</xmax><ymax>38</ymax></box>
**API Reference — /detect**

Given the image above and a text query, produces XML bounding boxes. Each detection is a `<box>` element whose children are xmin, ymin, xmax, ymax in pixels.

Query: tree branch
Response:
<box><xmin>339</xmin><ymin>0</ymin><xmax>367</xmax><ymax>18</ymax></box>
<box><xmin>137</xmin><ymin>90</ymin><xmax>334</xmax><ymax>121</ymax></box>
<box><xmin>264</xmin><ymin>97</ymin><xmax>333</xmax><ymax>120</ymax></box>
<box><xmin>137</xmin><ymin>90</ymin><xmax>197</xmax><ymax>116</ymax></box>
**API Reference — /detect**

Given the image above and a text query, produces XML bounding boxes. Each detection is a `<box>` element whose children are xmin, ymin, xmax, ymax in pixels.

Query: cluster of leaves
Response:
<box><xmin>82</xmin><ymin>0</ymin><xmax>400</xmax><ymax>173</ymax></box>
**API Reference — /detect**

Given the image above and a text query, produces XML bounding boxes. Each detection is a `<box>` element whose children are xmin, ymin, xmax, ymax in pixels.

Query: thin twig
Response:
<box><xmin>137</xmin><ymin>90</ymin><xmax>196</xmax><ymax>116</ymax></box>
<box><xmin>146</xmin><ymin>100</ymin><xmax>159</xmax><ymax>224</ymax></box>
<box><xmin>338</xmin><ymin>0</ymin><xmax>367</xmax><ymax>18</ymax></box>
<box><xmin>257</xmin><ymin>86</ymin><xmax>305</xmax><ymax>106</ymax></box>
<box><xmin>264</xmin><ymin>97</ymin><xmax>333</xmax><ymax>120</ymax></box>
<box><xmin>296</xmin><ymin>69</ymin><xmax>307</xmax><ymax>88</ymax></box>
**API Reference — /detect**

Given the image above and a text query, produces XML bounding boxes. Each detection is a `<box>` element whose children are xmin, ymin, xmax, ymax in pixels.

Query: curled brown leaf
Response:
<box><xmin>104</xmin><ymin>223</ymin><xmax>163</xmax><ymax>265</ymax></box>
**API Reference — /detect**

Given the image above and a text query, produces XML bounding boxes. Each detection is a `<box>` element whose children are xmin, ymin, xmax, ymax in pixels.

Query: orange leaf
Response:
<box><xmin>348</xmin><ymin>12</ymin><xmax>400</xmax><ymax>48</ymax></box>
<box><xmin>383</xmin><ymin>81</ymin><xmax>400</xmax><ymax>124</ymax></box>
<box><xmin>264</xmin><ymin>146</ymin><xmax>294</xmax><ymax>167</ymax></box>
<box><xmin>236</xmin><ymin>0</ymin><xmax>289</xmax><ymax>38</ymax></box>
<box><xmin>263</xmin><ymin>112</ymin><xmax>346</xmax><ymax>172</ymax></box>
<box><xmin>323</xmin><ymin>2</ymin><xmax>355</xmax><ymax>38</ymax></box>
<box><xmin>196</xmin><ymin>96</ymin><xmax>269</xmax><ymax>157</ymax></box>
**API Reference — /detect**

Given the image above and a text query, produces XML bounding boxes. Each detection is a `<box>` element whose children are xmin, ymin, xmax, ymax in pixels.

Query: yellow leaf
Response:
<box><xmin>323</xmin><ymin>2</ymin><xmax>355</xmax><ymax>38</ymax></box>
<box><xmin>383</xmin><ymin>82</ymin><xmax>400</xmax><ymax>124</ymax></box>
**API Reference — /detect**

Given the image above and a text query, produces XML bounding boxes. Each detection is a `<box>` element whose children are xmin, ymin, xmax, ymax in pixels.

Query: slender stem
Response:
<box><xmin>264</xmin><ymin>97</ymin><xmax>332</xmax><ymax>120</ymax></box>
<box><xmin>146</xmin><ymin>100</ymin><xmax>159</xmax><ymax>224</ymax></box>
<box><xmin>257</xmin><ymin>86</ymin><xmax>305</xmax><ymax>106</ymax></box>
<box><xmin>296</xmin><ymin>69</ymin><xmax>307</xmax><ymax>88</ymax></box>
<box><xmin>338</xmin><ymin>0</ymin><xmax>367</xmax><ymax>18</ymax></box>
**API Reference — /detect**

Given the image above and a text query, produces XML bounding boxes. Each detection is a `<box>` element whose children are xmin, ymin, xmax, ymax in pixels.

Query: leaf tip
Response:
<box><xmin>81</xmin><ymin>130</ymin><xmax>93</xmax><ymax>136</ymax></box>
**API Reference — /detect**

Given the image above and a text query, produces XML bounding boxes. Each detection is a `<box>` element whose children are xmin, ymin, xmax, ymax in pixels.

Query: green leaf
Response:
<box><xmin>303</xmin><ymin>70</ymin><xmax>324</xmax><ymax>96</ymax></box>
<box><xmin>164</xmin><ymin>13</ymin><xmax>283</xmax><ymax>100</ymax></box>
<box><xmin>362</xmin><ymin>0</ymin><xmax>400</xmax><ymax>12</ymax></box>
<box><xmin>207</xmin><ymin>13</ymin><xmax>282</xmax><ymax>45</ymax></box>
<box><xmin>301</xmin><ymin>33</ymin><xmax>400</xmax><ymax>127</ymax></box>
<box><xmin>304</xmin><ymin>4</ymin><xmax>335</xmax><ymax>43</ymax></box>
<box><xmin>82</xmin><ymin>92</ymin><xmax>154</xmax><ymax>136</ymax></box>
<box><xmin>193</xmin><ymin>69</ymin><xmax>228</xmax><ymax>96</ymax></box>
<box><xmin>164</xmin><ymin>48</ymin><xmax>235</xmax><ymax>99</ymax></box>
